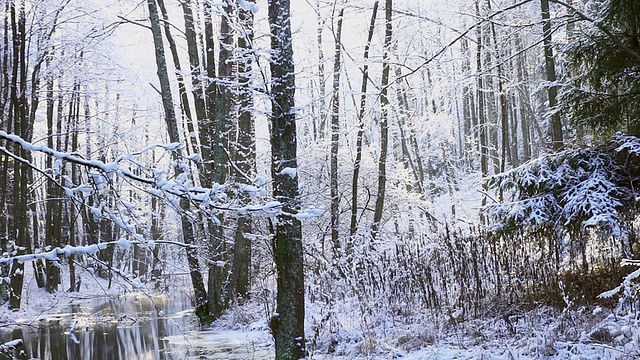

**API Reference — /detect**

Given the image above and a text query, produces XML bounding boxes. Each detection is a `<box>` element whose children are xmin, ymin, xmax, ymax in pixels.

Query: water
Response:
<box><xmin>0</xmin><ymin>290</ymin><xmax>273</xmax><ymax>359</ymax></box>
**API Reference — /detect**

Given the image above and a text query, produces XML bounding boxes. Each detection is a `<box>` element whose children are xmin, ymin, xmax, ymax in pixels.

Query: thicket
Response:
<box><xmin>301</xmin><ymin>136</ymin><xmax>640</xmax><ymax>353</ymax></box>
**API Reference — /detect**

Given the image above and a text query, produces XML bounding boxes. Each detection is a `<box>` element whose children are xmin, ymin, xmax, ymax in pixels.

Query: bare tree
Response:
<box><xmin>371</xmin><ymin>0</ymin><xmax>393</xmax><ymax>236</ymax></box>
<box><xmin>146</xmin><ymin>0</ymin><xmax>209</xmax><ymax>323</ymax></box>
<box><xmin>330</xmin><ymin>5</ymin><xmax>344</xmax><ymax>252</ymax></box>
<box><xmin>349</xmin><ymin>0</ymin><xmax>378</xmax><ymax>239</ymax></box>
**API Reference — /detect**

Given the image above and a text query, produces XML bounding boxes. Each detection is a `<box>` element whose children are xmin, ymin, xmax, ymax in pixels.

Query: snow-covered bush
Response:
<box><xmin>485</xmin><ymin>135</ymin><xmax>640</xmax><ymax>239</ymax></box>
<box><xmin>484</xmin><ymin>135</ymin><xmax>640</xmax><ymax>307</ymax></box>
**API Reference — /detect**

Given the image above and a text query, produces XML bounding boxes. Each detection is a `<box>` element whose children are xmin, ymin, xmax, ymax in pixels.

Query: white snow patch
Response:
<box><xmin>278</xmin><ymin>167</ymin><xmax>297</xmax><ymax>179</ymax></box>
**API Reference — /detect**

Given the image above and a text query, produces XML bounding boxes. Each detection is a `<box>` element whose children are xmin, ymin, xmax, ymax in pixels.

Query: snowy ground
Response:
<box><xmin>209</xmin><ymin>300</ymin><xmax>639</xmax><ymax>359</ymax></box>
<box><xmin>305</xmin><ymin>307</ymin><xmax>639</xmax><ymax>359</ymax></box>
<box><xmin>0</xmin><ymin>256</ymin><xmax>637</xmax><ymax>359</ymax></box>
<box><xmin>3</xmin><ymin>289</ymin><xmax>640</xmax><ymax>358</ymax></box>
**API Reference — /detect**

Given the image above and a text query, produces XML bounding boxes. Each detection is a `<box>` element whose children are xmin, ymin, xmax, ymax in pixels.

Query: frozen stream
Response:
<box><xmin>0</xmin><ymin>289</ymin><xmax>272</xmax><ymax>359</ymax></box>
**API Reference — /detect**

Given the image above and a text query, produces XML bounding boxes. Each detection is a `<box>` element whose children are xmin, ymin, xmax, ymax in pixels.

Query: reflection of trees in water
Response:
<box><xmin>0</xmin><ymin>291</ymin><xmax>194</xmax><ymax>359</ymax></box>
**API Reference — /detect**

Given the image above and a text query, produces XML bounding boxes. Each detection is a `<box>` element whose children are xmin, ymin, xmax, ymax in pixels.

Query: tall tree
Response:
<box><xmin>181</xmin><ymin>0</ymin><xmax>206</xmax><ymax>125</ymax></box>
<box><xmin>486</xmin><ymin>0</ymin><xmax>511</xmax><ymax>172</ymax></box>
<box><xmin>8</xmin><ymin>0</ymin><xmax>30</xmax><ymax>309</ymax></box>
<box><xmin>475</xmin><ymin>0</ymin><xmax>489</xmax><ymax>212</ymax></box>
<box><xmin>207</xmin><ymin>0</ymin><xmax>235</xmax><ymax>320</ymax></box>
<box><xmin>267</xmin><ymin>0</ymin><xmax>305</xmax><ymax>358</ymax></box>
<box><xmin>560</xmin><ymin>0</ymin><xmax>640</xmax><ymax>137</ymax></box>
<box><xmin>314</xmin><ymin>0</ymin><xmax>327</xmax><ymax>140</ymax></box>
<box><xmin>231</xmin><ymin>0</ymin><xmax>256</xmax><ymax>301</ymax></box>
<box><xmin>146</xmin><ymin>0</ymin><xmax>210</xmax><ymax>324</ymax></box>
<box><xmin>330</xmin><ymin>6</ymin><xmax>344</xmax><ymax>252</ymax></box>
<box><xmin>157</xmin><ymin>0</ymin><xmax>198</xmax><ymax>156</ymax></box>
<box><xmin>349</xmin><ymin>0</ymin><xmax>378</xmax><ymax>239</ymax></box>
<box><xmin>541</xmin><ymin>0</ymin><xmax>563</xmax><ymax>150</ymax></box>
<box><xmin>44</xmin><ymin>54</ymin><xmax>61</xmax><ymax>293</ymax></box>
<box><xmin>371</xmin><ymin>0</ymin><xmax>393</xmax><ymax>236</ymax></box>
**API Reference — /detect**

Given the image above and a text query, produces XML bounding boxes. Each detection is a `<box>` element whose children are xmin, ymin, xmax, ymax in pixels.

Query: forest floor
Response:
<box><xmin>211</xmin><ymin>298</ymin><xmax>640</xmax><ymax>359</ymax></box>
<box><xmin>0</xmin><ymin>263</ymin><xmax>637</xmax><ymax>359</ymax></box>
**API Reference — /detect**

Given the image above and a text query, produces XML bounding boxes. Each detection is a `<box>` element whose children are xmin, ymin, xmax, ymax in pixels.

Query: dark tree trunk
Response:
<box><xmin>268</xmin><ymin>0</ymin><xmax>305</xmax><ymax>358</ymax></box>
<box><xmin>475</xmin><ymin>0</ymin><xmax>489</xmax><ymax>214</ymax></box>
<box><xmin>181</xmin><ymin>0</ymin><xmax>206</xmax><ymax>125</ymax></box>
<box><xmin>541</xmin><ymin>0</ymin><xmax>563</xmax><ymax>151</ymax></box>
<box><xmin>207</xmin><ymin>0</ymin><xmax>235</xmax><ymax>320</ymax></box>
<box><xmin>371</xmin><ymin>0</ymin><xmax>393</xmax><ymax>237</ymax></box>
<box><xmin>157</xmin><ymin>0</ymin><xmax>197</xmax><ymax>156</ymax></box>
<box><xmin>8</xmin><ymin>0</ymin><xmax>31</xmax><ymax>310</ymax></box>
<box><xmin>349</xmin><ymin>1</ymin><xmax>378</xmax><ymax>240</ymax></box>
<box><xmin>44</xmin><ymin>59</ymin><xmax>61</xmax><ymax>293</ymax></box>
<box><xmin>147</xmin><ymin>0</ymin><xmax>210</xmax><ymax>324</ymax></box>
<box><xmin>231</xmin><ymin>0</ymin><xmax>257</xmax><ymax>301</ymax></box>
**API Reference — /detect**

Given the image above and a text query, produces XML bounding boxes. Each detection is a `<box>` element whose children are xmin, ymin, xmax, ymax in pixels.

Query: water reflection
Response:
<box><xmin>0</xmin><ymin>290</ymin><xmax>200</xmax><ymax>360</ymax></box>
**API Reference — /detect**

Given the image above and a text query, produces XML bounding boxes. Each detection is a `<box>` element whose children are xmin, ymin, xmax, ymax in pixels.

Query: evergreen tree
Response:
<box><xmin>561</xmin><ymin>0</ymin><xmax>640</xmax><ymax>137</ymax></box>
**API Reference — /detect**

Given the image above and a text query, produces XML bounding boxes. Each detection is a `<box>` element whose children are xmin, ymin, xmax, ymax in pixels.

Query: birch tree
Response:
<box><xmin>330</xmin><ymin>5</ymin><xmax>344</xmax><ymax>252</ymax></box>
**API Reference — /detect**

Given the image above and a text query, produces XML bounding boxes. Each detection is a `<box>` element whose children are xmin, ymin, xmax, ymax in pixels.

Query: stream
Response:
<box><xmin>0</xmin><ymin>288</ymin><xmax>272</xmax><ymax>359</ymax></box>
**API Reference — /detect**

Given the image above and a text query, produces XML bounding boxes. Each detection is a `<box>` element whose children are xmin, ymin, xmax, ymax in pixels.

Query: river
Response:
<box><xmin>0</xmin><ymin>289</ymin><xmax>273</xmax><ymax>359</ymax></box>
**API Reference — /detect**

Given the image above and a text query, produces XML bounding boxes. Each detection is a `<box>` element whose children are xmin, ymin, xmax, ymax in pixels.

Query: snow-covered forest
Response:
<box><xmin>0</xmin><ymin>0</ymin><xmax>639</xmax><ymax>358</ymax></box>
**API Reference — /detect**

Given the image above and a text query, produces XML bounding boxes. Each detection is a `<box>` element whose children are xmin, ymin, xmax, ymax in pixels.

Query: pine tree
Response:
<box><xmin>560</xmin><ymin>0</ymin><xmax>640</xmax><ymax>137</ymax></box>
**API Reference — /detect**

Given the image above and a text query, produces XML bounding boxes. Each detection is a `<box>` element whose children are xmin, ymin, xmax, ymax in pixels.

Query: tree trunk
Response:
<box><xmin>206</xmin><ymin>0</ymin><xmax>236</xmax><ymax>319</ymax></box>
<box><xmin>181</xmin><ymin>0</ymin><xmax>207</xmax><ymax>125</ymax></box>
<box><xmin>475</xmin><ymin>0</ymin><xmax>489</xmax><ymax>215</ymax></box>
<box><xmin>157</xmin><ymin>0</ymin><xmax>197</xmax><ymax>156</ymax></box>
<box><xmin>460</xmin><ymin>38</ymin><xmax>474</xmax><ymax>168</ymax></box>
<box><xmin>349</xmin><ymin>0</ymin><xmax>378</xmax><ymax>239</ymax></box>
<box><xmin>8</xmin><ymin>0</ymin><xmax>31</xmax><ymax>310</ymax></box>
<box><xmin>371</xmin><ymin>0</ymin><xmax>393</xmax><ymax>237</ymax></box>
<box><xmin>315</xmin><ymin>0</ymin><xmax>327</xmax><ymax>140</ymax></box>
<box><xmin>146</xmin><ymin>0</ymin><xmax>210</xmax><ymax>324</ymax></box>
<box><xmin>231</xmin><ymin>0</ymin><xmax>257</xmax><ymax>301</ymax></box>
<box><xmin>515</xmin><ymin>34</ymin><xmax>532</xmax><ymax>162</ymax></box>
<box><xmin>330</xmin><ymin>7</ymin><xmax>344</xmax><ymax>253</ymax></box>
<box><xmin>267</xmin><ymin>0</ymin><xmax>305</xmax><ymax>358</ymax></box>
<box><xmin>541</xmin><ymin>0</ymin><xmax>563</xmax><ymax>151</ymax></box>
<box><xmin>44</xmin><ymin>58</ymin><xmax>61</xmax><ymax>293</ymax></box>
<box><xmin>486</xmin><ymin>0</ymin><xmax>510</xmax><ymax>173</ymax></box>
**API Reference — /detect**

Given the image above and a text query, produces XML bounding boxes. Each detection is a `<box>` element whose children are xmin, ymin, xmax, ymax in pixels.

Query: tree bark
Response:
<box><xmin>475</xmin><ymin>0</ymin><xmax>489</xmax><ymax>214</ymax></box>
<box><xmin>267</xmin><ymin>0</ymin><xmax>305</xmax><ymax>358</ymax></box>
<box><xmin>541</xmin><ymin>0</ymin><xmax>563</xmax><ymax>151</ymax></box>
<box><xmin>146</xmin><ymin>0</ymin><xmax>210</xmax><ymax>324</ymax></box>
<box><xmin>486</xmin><ymin>0</ymin><xmax>510</xmax><ymax>173</ymax></box>
<box><xmin>231</xmin><ymin>0</ymin><xmax>257</xmax><ymax>301</ymax></box>
<box><xmin>208</xmin><ymin>0</ymin><xmax>235</xmax><ymax>319</ymax></box>
<box><xmin>44</xmin><ymin>57</ymin><xmax>61</xmax><ymax>293</ymax></box>
<box><xmin>8</xmin><ymin>0</ymin><xmax>30</xmax><ymax>310</ymax></box>
<box><xmin>330</xmin><ymin>7</ymin><xmax>344</xmax><ymax>253</ymax></box>
<box><xmin>157</xmin><ymin>0</ymin><xmax>197</xmax><ymax>156</ymax></box>
<box><xmin>181</xmin><ymin>0</ymin><xmax>207</xmax><ymax>125</ymax></box>
<box><xmin>314</xmin><ymin>0</ymin><xmax>327</xmax><ymax>140</ymax></box>
<box><xmin>349</xmin><ymin>0</ymin><xmax>378</xmax><ymax>239</ymax></box>
<box><xmin>371</xmin><ymin>0</ymin><xmax>393</xmax><ymax>237</ymax></box>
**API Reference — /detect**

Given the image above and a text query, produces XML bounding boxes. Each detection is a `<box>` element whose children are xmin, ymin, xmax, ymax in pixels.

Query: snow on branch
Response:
<box><xmin>485</xmin><ymin>135</ymin><xmax>640</xmax><ymax>237</ymax></box>
<box><xmin>0</xmin><ymin>131</ymin><xmax>324</xmax><ymax>225</ymax></box>
<box><xmin>0</xmin><ymin>339</ymin><xmax>22</xmax><ymax>354</ymax></box>
<box><xmin>0</xmin><ymin>239</ymin><xmax>197</xmax><ymax>265</ymax></box>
